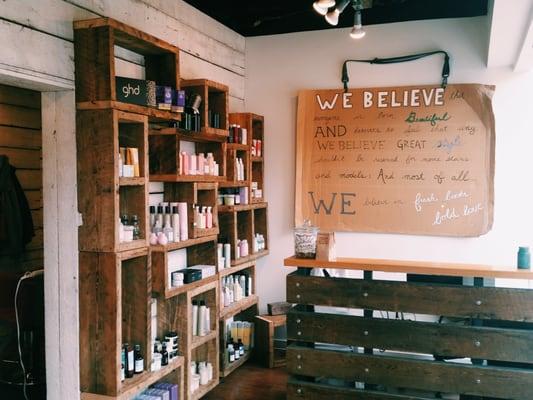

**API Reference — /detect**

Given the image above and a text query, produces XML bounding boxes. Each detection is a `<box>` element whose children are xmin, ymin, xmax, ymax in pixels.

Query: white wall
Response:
<box><xmin>246</xmin><ymin>16</ymin><xmax>533</xmax><ymax>309</ymax></box>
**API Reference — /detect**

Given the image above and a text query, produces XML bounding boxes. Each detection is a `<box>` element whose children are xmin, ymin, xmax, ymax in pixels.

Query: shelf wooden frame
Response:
<box><xmin>152</xmin><ymin>235</ymin><xmax>218</xmax><ymax>299</ymax></box>
<box><xmin>149</xmin><ymin>130</ymin><xmax>226</xmax><ymax>182</ymax></box>
<box><xmin>181</xmin><ymin>79</ymin><xmax>229</xmax><ymax>137</ymax></box>
<box><xmin>77</xmin><ymin>108</ymin><xmax>149</xmax><ymax>253</ymax></box>
<box><xmin>158</xmin><ymin>279</ymin><xmax>220</xmax><ymax>400</ymax></box>
<box><xmin>81</xmin><ymin>356</ymin><xmax>184</xmax><ymax>400</ymax></box>
<box><xmin>79</xmin><ymin>248</ymin><xmax>151</xmax><ymax>396</ymax></box>
<box><xmin>74</xmin><ymin>17</ymin><xmax>180</xmax><ymax>113</ymax></box>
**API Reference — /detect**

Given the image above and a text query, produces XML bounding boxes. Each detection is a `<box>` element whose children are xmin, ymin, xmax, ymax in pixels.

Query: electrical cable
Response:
<box><xmin>15</xmin><ymin>273</ymin><xmax>30</xmax><ymax>400</ymax></box>
<box><xmin>14</xmin><ymin>269</ymin><xmax>43</xmax><ymax>400</ymax></box>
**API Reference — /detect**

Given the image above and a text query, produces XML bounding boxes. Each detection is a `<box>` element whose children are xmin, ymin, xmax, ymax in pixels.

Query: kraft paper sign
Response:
<box><xmin>295</xmin><ymin>84</ymin><xmax>495</xmax><ymax>237</ymax></box>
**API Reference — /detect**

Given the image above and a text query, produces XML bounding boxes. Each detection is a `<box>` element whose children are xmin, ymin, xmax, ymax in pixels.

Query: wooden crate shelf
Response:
<box><xmin>229</xmin><ymin>113</ymin><xmax>265</xmax><ymax>203</ymax></box>
<box><xmin>220</xmin><ymin>295</ymin><xmax>259</xmax><ymax>320</ymax></box>
<box><xmin>225</xmin><ymin>146</ymin><xmax>250</xmax><ymax>185</ymax></box>
<box><xmin>252</xmin><ymin>205</ymin><xmax>269</xmax><ymax>255</ymax></box>
<box><xmin>218</xmin><ymin>209</ymin><xmax>253</xmax><ymax>264</ymax></box>
<box><xmin>152</xmin><ymin>236</ymin><xmax>217</xmax><ymax>299</ymax></box>
<box><xmin>81</xmin><ymin>356</ymin><xmax>184</xmax><ymax>400</ymax></box>
<box><xmin>218</xmin><ymin>260</ymin><xmax>256</xmax><ymax>278</ymax></box>
<box><xmin>218</xmin><ymin>202</ymin><xmax>266</xmax><ymax>213</ymax></box>
<box><xmin>149</xmin><ymin>131</ymin><xmax>226</xmax><ymax>181</ymax></box>
<box><xmin>150</xmin><ymin>127</ymin><xmax>227</xmax><ymax>143</ymax></box>
<box><xmin>77</xmin><ymin>101</ymin><xmax>182</xmax><ymax>122</ymax></box>
<box><xmin>219</xmin><ymin>300</ymin><xmax>257</xmax><ymax>376</ymax></box>
<box><xmin>158</xmin><ymin>279</ymin><xmax>219</xmax><ymax>400</ymax></box>
<box><xmin>162</xmin><ymin>182</ymin><xmax>220</xmax><ymax>239</ymax></box>
<box><xmin>79</xmin><ymin>249</ymin><xmax>151</xmax><ymax>396</ymax></box>
<box><xmin>181</xmin><ymin>79</ymin><xmax>229</xmax><ymax>136</ymax></box>
<box><xmin>74</xmin><ymin>17</ymin><xmax>180</xmax><ymax>106</ymax></box>
<box><xmin>220</xmin><ymin>351</ymin><xmax>252</xmax><ymax>378</ymax></box>
<box><xmin>150</xmin><ymin>235</ymin><xmax>218</xmax><ymax>253</ymax></box>
<box><xmin>77</xmin><ymin>108</ymin><xmax>149</xmax><ymax>252</ymax></box>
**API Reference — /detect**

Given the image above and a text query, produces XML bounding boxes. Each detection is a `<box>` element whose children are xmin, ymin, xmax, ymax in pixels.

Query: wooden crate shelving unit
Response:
<box><xmin>75</xmin><ymin>17</ymin><xmax>186</xmax><ymax>400</ymax></box>
<box><xmin>157</xmin><ymin>280</ymin><xmax>220</xmax><ymax>400</ymax></box>
<box><xmin>180</xmin><ymin>79</ymin><xmax>229</xmax><ymax>138</ymax></box>
<box><xmin>74</xmin><ymin>17</ymin><xmax>181</xmax><ymax>122</ymax></box>
<box><xmin>79</xmin><ymin>248</ymin><xmax>151</xmax><ymax>396</ymax></box>
<box><xmin>151</xmin><ymin>235</ymin><xmax>218</xmax><ymax>299</ymax></box>
<box><xmin>229</xmin><ymin>113</ymin><xmax>265</xmax><ymax>203</ymax></box>
<box><xmin>77</xmin><ymin>109</ymin><xmax>149</xmax><ymax>253</ymax></box>
<box><xmin>149</xmin><ymin>128</ymin><xmax>227</xmax><ymax>183</ymax></box>
<box><xmin>219</xmin><ymin>296</ymin><xmax>258</xmax><ymax>378</ymax></box>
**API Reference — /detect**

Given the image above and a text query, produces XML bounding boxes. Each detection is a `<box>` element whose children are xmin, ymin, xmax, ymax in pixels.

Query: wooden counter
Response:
<box><xmin>285</xmin><ymin>256</ymin><xmax>533</xmax><ymax>400</ymax></box>
<box><xmin>284</xmin><ymin>255</ymin><xmax>533</xmax><ymax>279</ymax></box>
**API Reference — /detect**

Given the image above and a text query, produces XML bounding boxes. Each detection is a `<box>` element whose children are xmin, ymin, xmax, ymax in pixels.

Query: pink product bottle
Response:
<box><xmin>239</xmin><ymin>240</ymin><xmax>249</xmax><ymax>257</ymax></box>
<box><xmin>181</xmin><ymin>152</ymin><xmax>189</xmax><ymax>176</ymax></box>
<box><xmin>198</xmin><ymin>153</ymin><xmax>205</xmax><ymax>176</ymax></box>
<box><xmin>190</xmin><ymin>154</ymin><xmax>197</xmax><ymax>175</ymax></box>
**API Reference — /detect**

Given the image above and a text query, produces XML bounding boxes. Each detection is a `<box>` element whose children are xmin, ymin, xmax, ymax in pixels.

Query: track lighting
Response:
<box><xmin>314</xmin><ymin>0</ymin><xmax>368</xmax><ymax>39</ymax></box>
<box><xmin>313</xmin><ymin>0</ymin><xmax>335</xmax><ymax>16</ymax></box>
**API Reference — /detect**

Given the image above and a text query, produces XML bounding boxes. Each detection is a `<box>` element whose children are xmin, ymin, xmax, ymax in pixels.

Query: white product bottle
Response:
<box><xmin>192</xmin><ymin>300</ymin><xmax>198</xmax><ymax>336</ymax></box>
<box><xmin>205</xmin><ymin>306</ymin><xmax>210</xmax><ymax>334</ymax></box>
<box><xmin>198</xmin><ymin>301</ymin><xmax>207</xmax><ymax>337</ymax></box>
<box><xmin>172</xmin><ymin>207</ymin><xmax>180</xmax><ymax>243</ymax></box>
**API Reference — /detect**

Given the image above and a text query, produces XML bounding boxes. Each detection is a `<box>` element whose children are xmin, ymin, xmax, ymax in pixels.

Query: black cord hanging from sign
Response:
<box><xmin>341</xmin><ymin>50</ymin><xmax>450</xmax><ymax>92</ymax></box>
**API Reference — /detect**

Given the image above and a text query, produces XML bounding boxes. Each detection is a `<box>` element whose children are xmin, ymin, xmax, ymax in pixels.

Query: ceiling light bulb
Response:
<box><xmin>313</xmin><ymin>0</ymin><xmax>336</xmax><ymax>15</ymax></box>
<box><xmin>350</xmin><ymin>25</ymin><xmax>366</xmax><ymax>39</ymax></box>
<box><xmin>325</xmin><ymin>9</ymin><xmax>341</xmax><ymax>25</ymax></box>
<box><xmin>325</xmin><ymin>0</ymin><xmax>351</xmax><ymax>26</ymax></box>
<box><xmin>313</xmin><ymin>3</ymin><xmax>329</xmax><ymax>16</ymax></box>
<box><xmin>350</xmin><ymin>9</ymin><xmax>365</xmax><ymax>39</ymax></box>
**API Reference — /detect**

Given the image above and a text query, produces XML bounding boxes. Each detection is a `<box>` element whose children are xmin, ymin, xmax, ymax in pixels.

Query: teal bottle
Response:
<box><xmin>517</xmin><ymin>247</ymin><xmax>531</xmax><ymax>269</ymax></box>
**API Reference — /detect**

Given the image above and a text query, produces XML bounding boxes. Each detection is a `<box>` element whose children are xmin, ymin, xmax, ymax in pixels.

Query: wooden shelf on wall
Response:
<box><xmin>220</xmin><ymin>351</ymin><xmax>252</xmax><ymax>378</ymax></box>
<box><xmin>191</xmin><ymin>330</ymin><xmax>218</xmax><ymax>351</ymax></box>
<box><xmin>218</xmin><ymin>260</ymin><xmax>256</xmax><ymax>278</ymax></box>
<box><xmin>220</xmin><ymin>295</ymin><xmax>259</xmax><ymax>320</ymax></box>
<box><xmin>190</xmin><ymin>378</ymin><xmax>219</xmax><ymax>400</ymax></box>
<box><xmin>150</xmin><ymin>127</ymin><xmax>227</xmax><ymax>143</ymax></box>
<box><xmin>81</xmin><ymin>356</ymin><xmax>184</xmax><ymax>400</ymax></box>
<box><xmin>77</xmin><ymin>101</ymin><xmax>182</xmax><ymax>122</ymax></box>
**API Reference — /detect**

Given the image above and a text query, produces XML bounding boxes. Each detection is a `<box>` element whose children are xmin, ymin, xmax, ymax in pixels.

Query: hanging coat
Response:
<box><xmin>0</xmin><ymin>155</ymin><xmax>34</xmax><ymax>258</ymax></box>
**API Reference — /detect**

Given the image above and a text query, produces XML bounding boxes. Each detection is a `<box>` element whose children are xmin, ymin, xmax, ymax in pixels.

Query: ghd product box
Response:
<box><xmin>115</xmin><ymin>76</ymin><xmax>156</xmax><ymax>107</ymax></box>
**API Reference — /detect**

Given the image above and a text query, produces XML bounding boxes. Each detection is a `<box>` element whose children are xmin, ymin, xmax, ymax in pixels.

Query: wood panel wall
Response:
<box><xmin>0</xmin><ymin>83</ymin><xmax>43</xmax><ymax>271</ymax></box>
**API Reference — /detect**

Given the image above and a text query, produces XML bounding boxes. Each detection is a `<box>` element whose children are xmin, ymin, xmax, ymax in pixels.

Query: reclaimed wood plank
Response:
<box><xmin>287</xmin><ymin>345</ymin><xmax>533</xmax><ymax>400</ymax></box>
<box><xmin>287</xmin><ymin>273</ymin><xmax>533</xmax><ymax>322</ymax></box>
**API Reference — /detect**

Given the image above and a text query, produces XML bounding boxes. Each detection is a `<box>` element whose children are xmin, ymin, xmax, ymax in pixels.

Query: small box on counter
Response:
<box><xmin>156</xmin><ymin>86</ymin><xmax>173</xmax><ymax>110</ymax></box>
<box><xmin>115</xmin><ymin>76</ymin><xmax>156</xmax><ymax>107</ymax></box>
<box><xmin>316</xmin><ymin>231</ymin><xmax>336</xmax><ymax>261</ymax></box>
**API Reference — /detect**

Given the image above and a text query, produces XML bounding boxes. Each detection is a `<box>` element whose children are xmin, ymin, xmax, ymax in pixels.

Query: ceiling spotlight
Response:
<box><xmin>316</xmin><ymin>0</ymin><xmax>368</xmax><ymax>39</ymax></box>
<box><xmin>350</xmin><ymin>10</ymin><xmax>366</xmax><ymax>39</ymax></box>
<box><xmin>325</xmin><ymin>0</ymin><xmax>351</xmax><ymax>26</ymax></box>
<box><xmin>313</xmin><ymin>0</ymin><xmax>336</xmax><ymax>16</ymax></box>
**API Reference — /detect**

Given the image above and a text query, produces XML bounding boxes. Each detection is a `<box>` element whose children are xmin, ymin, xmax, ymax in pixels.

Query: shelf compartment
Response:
<box><xmin>77</xmin><ymin>108</ymin><xmax>149</xmax><ymax>252</ymax></box>
<box><xmin>252</xmin><ymin>205</ymin><xmax>269</xmax><ymax>256</ymax></box>
<box><xmin>218</xmin><ymin>209</ymin><xmax>253</xmax><ymax>265</ymax></box>
<box><xmin>219</xmin><ymin>299</ymin><xmax>257</xmax><ymax>377</ymax></box>
<box><xmin>251</xmin><ymin>160</ymin><xmax>264</xmax><ymax>203</ymax></box>
<box><xmin>81</xmin><ymin>356</ymin><xmax>184</xmax><ymax>400</ymax></box>
<box><xmin>225</xmin><ymin>147</ymin><xmax>250</xmax><ymax>185</ymax></box>
<box><xmin>189</xmin><ymin>336</ymin><xmax>219</xmax><ymax>400</ymax></box>
<box><xmin>79</xmin><ymin>249</ymin><xmax>151</xmax><ymax>396</ymax></box>
<box><xmin>181</xmin><ymin>79</ymin><xmax>229</xmax><ymax>136</ymax></box>
<box><xmin>219</xmin><ymin>260</ymin><xmax>255</xmax><ymax>278</ymax></box>
<box><xmin>150</xmin><ymin>126</ymin><xmax>227</xmax><ymax>142</ymax></box>
<box><xmin>163</xmin><ymin>182</ymin><xmax>219</xmax><ymax>239</ymax></box>
<box><xmin>74</xmin><ymin>17</ymin><xmax>180</xmax><ymax>108</ymax></box>
<box><xmin>152</xmin><ymin>236</ymin><xmax>218</xmax><ymax>299</ymax></box>
<box><xmin>158</xmin><ymin>280</ymin><xmax>219</xmax><ymax>400</ymax></box>
<box><xmin>149</xmin><ymin>130</ymin><xmax>226</xmax><ymax>181</ymax></box>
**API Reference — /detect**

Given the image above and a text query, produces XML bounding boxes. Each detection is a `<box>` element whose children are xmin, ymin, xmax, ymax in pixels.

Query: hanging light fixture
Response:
<box><xmin>349</xmin><ymin>3</ymin><xmax>366</xmax><ymax>39</ymax></box>
<box><xmin>312</xmin><ymin>0</ymin><xmax>336</xmax><ymax>16</ymax></box>
<box><xmin>314</xmin><ymin>0</ymin><xmax>368</xmax><ymax>39</ymax></box>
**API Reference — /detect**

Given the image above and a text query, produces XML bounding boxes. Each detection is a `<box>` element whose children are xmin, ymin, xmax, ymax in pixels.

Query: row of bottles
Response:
<box><xmin>121</xmin><ymin>343</ymin><xmax>144</xmax><ymax>381</ymax></box>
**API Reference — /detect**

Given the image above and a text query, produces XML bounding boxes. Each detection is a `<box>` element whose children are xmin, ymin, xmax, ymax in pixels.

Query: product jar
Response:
<box><xmin>294</xmin><ymin>220</ymin><xmax>319</xmax><ymax>259</ymax></box>
<box><xmin>517</xmin><ymin>246</ymin><xmax>531</xmax><ymax>269</ymax></box>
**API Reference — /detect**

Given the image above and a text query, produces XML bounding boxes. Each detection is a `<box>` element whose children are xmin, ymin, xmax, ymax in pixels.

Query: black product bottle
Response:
<box><xmin>161</xmin><ymin>343</ymin><xmax>169</xmax><ymax>366</ymax></box>
<box><xmin>134</xmin><ymin>344</ymin><xmax>144</xmax><ymax>374</ymax></box>
<box><xmin>125</xmin><ymin>343</ymin><xmax>134</xmax><ymax>378</ymax></box>
<box><xmin>131</xmin><ymin>215</ymin><xmax>140</xmax><ymax>240</ymax></box>
<box><xmin>238</xmin><ymin>338</ymin><xmax>244</xmax><ymax>356</ymax></box>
